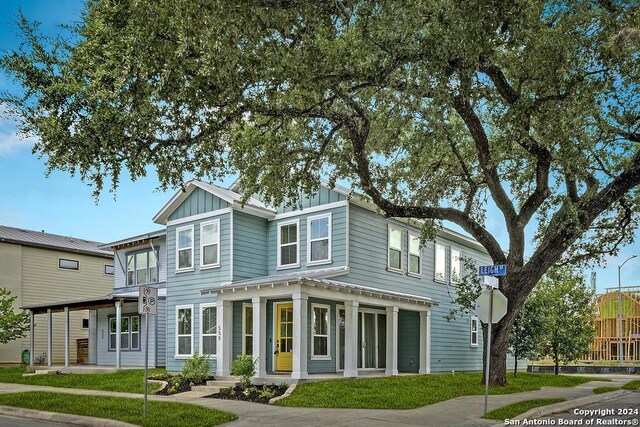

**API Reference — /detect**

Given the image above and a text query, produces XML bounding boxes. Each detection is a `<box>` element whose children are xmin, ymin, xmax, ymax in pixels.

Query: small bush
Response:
<box><xmin>181</xmin><ymin>352</ymin><xmax>211</xmax><ymax>384</ymax></box>
<box><xmin>231</xmin><ymin>354</ymin><xmax>256</xmax><ymax>387</ymax></box>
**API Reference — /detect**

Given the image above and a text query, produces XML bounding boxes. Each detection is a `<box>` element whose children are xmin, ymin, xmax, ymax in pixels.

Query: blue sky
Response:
<box><xmin>1</xmin><ymin>0</ymin><xmax>638</xmax><ymax>293</ymax></box>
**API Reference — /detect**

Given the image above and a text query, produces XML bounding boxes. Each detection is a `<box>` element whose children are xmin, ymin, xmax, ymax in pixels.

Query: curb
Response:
<box><xmin>268</xmin><ymin>384</ymin><xmax>297</xmax><ymax>405</ymax></box>
<box><xmin>0</xmin><ymin>405</ymin><xmax>136</xmax><ymax>427</ymax></box>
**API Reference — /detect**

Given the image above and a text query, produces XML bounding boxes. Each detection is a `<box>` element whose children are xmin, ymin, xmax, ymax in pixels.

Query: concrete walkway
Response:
<box><xmin>0</xmin><ymin>374</ymin><xmax>637</xmax><ymax>426</ymax></box>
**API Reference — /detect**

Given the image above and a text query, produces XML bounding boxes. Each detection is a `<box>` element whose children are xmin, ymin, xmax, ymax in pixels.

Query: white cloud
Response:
<box><xmin>0</xmin><ymin>104</ymin><xmax>37</xmax><ymax>157</ymax></box>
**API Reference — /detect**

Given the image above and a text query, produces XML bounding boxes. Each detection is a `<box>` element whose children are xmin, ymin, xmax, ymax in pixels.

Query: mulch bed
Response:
<box><xmin>207</xmin><ymin>384</ymin><xmax>289</xmax><ymax>404</ymax></box>
<box><xmin>151</xmin><ymin>374</ymin><xmax>215</xmax><ymax>395</ymax></box>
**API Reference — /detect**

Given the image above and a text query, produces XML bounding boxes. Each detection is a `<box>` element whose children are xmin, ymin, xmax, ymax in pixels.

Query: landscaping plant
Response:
<box><xmin>231</xmin><ymin>354</ymin><xmax>256</xmax><ymax>387</ymax></box>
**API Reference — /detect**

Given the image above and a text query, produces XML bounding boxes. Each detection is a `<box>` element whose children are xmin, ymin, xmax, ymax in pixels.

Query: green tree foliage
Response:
<box><xmin>231</xmin><ymin>354</ymin><xmax>257</xmax><ymax>387</ymax></box>
<box><xmin>508</xmin><ymin>293</ymin><xmax>545</xmax><ymax>377</ymax></box>
<box><xmin>0</xmin><ymin>288</ymin><xmax>30</xmax><ymax>345</ymax></box>
<box><xmin>2</xmin><ymin>1</ymin><xmax>639</xmax><ymax>385</ymax></box>
<box><xmin>536</xmin><ymin>268</ymin><xmax>596</xmax><ymax>375</ymax></box>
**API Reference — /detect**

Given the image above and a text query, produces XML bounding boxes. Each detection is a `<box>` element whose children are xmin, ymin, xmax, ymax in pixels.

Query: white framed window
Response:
<box><xmin>470</xmin><ymin>316</ymin><xmax>479</xmax><ymax>347</ymax></box>
<box><xmin>58</xmin><ymin>258</ymin><xmax>79</xmax><ymax>270</ymax></box>
<box><xmin>126</xmin><ymin>249</ymin><xmax>159</xmax><ymax>286</ymax></box>
<box><xmin>435</xmin><ymin>243</ymin><xmax>446</xmax><ymax>282</ymax></box>
<box><xmin>408</xmin><ymin>232</ymin><xmax>421</xmax><ymax>276</ymax></box>
<box><xmin>176</xmin><ymin>225</ymin><xmax>194</xmax><ymax>271</ymax></box>
<box><xmin>307</xmin><ymin>213</ymin><xmax>332</xmax><ymax>265</ymax></box>
<box><xmin>311</xmin><ymin>304</ymin><xmax>330</xmax><ymax>359</ymax></box>
<box><xmin>109</xmin><ymin>317</ymin><xmax>117</xmax><ymax>350</ymax></box>
<box><xmin>176</xmin><ymin>305</ymin><xmax>193</xmax><ymax>357</ymax></box>
<box><xmin>451</xmin><ymin>248</ymin><xmax>462</xmax><ymax>284</ymax></box>
<box><xmin>108</xmin><ymin>315</ymin><xmax>139</xmax><ymax>351</ymax></box>
<box><xmin>200</xmin><ymin>219</ymin><xmax>220</xmax><ymax>269</ymax></box>
<box><xmin>277</xmin><ymin>219</ymin><xmax>299</xmax><ymax>269</ymax></box>
<box><xmin>388</xmin><ymin>224</ymin><xmax>402</xmax><ymax>271</ymax></box>
<box><xmin>200</xmin><ymin>303</ymin><xmax>217</xmax><ymax>357</ymax></box>
<box><xmin>243</xmin><ymin>303</ymin><xmax>253</xmax><ymax>355</ymax></box>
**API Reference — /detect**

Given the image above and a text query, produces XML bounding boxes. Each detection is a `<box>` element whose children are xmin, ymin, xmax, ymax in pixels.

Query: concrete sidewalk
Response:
<box><xmin>0</xmin><ymin>374</ymin><xmax>636</xmax><ymax>426</ymax></box>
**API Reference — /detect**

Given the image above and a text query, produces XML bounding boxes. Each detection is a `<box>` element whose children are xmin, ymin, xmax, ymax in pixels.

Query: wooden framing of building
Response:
<box><xmin>585</xmin><ymin>286</ymin><xmax>640</xmax><ymax>362</ymax></box>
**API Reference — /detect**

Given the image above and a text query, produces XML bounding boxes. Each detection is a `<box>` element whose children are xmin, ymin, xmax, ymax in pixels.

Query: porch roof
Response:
<box><xmin>21</xmin><ymin>294</ymin><xmax>138</xmax><ymax>315</ymax></box>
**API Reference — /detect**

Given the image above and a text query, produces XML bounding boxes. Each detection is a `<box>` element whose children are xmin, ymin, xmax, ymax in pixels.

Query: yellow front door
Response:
<box><xmin>276</xmin><ymin>303</ymin><xmax>293</xmax><ymax>371</ymax></box>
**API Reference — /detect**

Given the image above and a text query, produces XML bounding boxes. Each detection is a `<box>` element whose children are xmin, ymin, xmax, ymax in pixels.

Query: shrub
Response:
<box><xmin>181</xmin><ymin>352</ymin><xmax>211</xmax><ymax>384</ymax></box>
<box><xmin>231</xmin><ymin>354</ymin><xmax>256</xmax><ymax>387</ymax></box>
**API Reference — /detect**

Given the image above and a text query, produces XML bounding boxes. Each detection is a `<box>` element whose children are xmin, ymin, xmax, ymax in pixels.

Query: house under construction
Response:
<box><xmin>586</xmin><ymin>286</ymin><xmax>640</xmax><ymax>362</ymax></box>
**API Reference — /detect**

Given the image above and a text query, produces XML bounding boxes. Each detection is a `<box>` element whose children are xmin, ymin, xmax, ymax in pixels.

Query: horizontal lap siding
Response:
<box><xmin>155</xmin><ymin>299</ymin><xmax>167</xmax><ymax>367</ymax></box>
<box><xmin>233</xmin><ymin>212</ymin><xmax>267</xmax><ymax>281</ymax></box>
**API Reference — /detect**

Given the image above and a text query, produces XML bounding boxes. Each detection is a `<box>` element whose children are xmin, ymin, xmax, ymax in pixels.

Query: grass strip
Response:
<box><xmin>0</xmin><ymin>367</ymin><xmax>163</xmax><ymax>394</ymax></box>
<box><xmin>276</xmin><ymin>372</ymin><xmax>600</xmax><ymax>409</ymax></box>
<box><xmin>483</xmin><ymin>398</ymin><xmax>566</xmax><ymax>420</ymax></box>
<box><xmin>592</xmin><ymin>387</ymin><xmax>621</xmax><ymax>394</ymax></box>
<box><xmin>622</xmin><ymin>380</ymin><xmax>640</xmax><ymax>390</ymax></box>
<box><xmin>0</xmin><ymin>391</ymin><xmax>236</xmax><ymax>427</ymax></box>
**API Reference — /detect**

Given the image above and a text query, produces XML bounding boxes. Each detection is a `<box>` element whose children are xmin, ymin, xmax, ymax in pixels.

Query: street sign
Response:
<box><xmin>478</xmin><ymin>264</ymin><xmax>507</xmax><ymax>276</ymax></box>
<box><xmin>474</xmin><ymin>288</ymin><xmax>508</xmax><ymax>324</ymax></box>
<box><xmin>138</xmin><ymin>286</ymin><xmax>158</xmax><ymax>315</ymax></box>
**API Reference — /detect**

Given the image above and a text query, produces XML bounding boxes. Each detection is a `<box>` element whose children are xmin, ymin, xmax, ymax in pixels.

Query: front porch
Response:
<box><xmin>201</xmin><ymin>273</ymin><xmax>436</xmax><ymax>381</ymax></box>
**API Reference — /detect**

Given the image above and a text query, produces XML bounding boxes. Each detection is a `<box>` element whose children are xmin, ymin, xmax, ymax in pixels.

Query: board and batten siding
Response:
<box><xmin>233</xmin><ymin>212</ymin><xmax>268</xmax><ymax>281</ymax></box>
<box><xmin>112</xmin><ymin>236</ymin><xmax>167</xmax><ymax>290</ymax></box>
<box><xmin>168</xmin><ymin>188</ymin><xmax>230</xmax><ymax>222</ymax></box>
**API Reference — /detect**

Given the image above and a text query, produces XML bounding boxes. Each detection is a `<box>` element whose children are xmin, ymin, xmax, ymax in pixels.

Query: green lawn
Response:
<box><xmin>0</xmin><ymin>367</ymin><xmax>164</xmax><ymax>394</ymax></box>
<box><xmin>593</xmin><ymin>386</ymin><xmax>621</xmax><ymax>394</ymax></box>
<box><xmin>277</xmin><ymin>372</ymin><xmax>600</xmax><ymax>409</ymax></box>
<box><xmin>483</xmin><ymin>398</ymin><xmax>566</xmax><ymax>420</ymax></box>
<box><xmin>0</xmin><ymin>392</ymin><xmax>236</xmax><ymax>427</ymax></box>
<box><xmin>622</xmin><ymin>380</ymin><xmax>640</xmax><ymax>390</ymax></box>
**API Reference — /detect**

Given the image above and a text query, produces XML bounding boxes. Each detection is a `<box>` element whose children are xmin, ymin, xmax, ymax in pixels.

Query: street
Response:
<box><xmin>0</xmin><ymin>414</ymin><xmax>66</xmax><ymax>426</ymax></box>
<box><xmin>539</xmin><ymin>391</ymin><xmax>640</xmax><ymax>426</ymax></box>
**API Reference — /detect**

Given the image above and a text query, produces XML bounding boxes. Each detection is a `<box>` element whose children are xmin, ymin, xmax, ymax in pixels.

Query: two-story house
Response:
<box><xmin>153</xmin><ymin>180</ymin><xmax>491</xmax><ymax>380</ymax></box>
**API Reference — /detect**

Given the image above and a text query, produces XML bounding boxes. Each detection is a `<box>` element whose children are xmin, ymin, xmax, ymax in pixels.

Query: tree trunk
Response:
<box><xmin>554</xmin><ymin>354</ymin><xmax>559</xmax><ymax>375</ymax></box>
<box><xmin>482</xmin><ymin>318</ymin><xmax>510</xmax><ymax>386</ymax></box>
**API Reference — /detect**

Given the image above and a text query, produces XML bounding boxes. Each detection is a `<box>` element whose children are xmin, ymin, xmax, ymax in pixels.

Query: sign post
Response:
<box><xmin>138</xmin><ymin>286</ymin><xmax>158</xmax><ymax>417</ymax></box>
<box><xmin>476</xmin><ymin>265</ymin><xmax>508</xmax><ymax>415</ymax></box>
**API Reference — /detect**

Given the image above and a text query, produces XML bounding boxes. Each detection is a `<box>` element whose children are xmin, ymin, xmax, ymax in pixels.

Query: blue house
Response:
<box><xmin>153</xmin><ymin>180</ymin><xmax>491</xmax><ymax>380</ymax></box>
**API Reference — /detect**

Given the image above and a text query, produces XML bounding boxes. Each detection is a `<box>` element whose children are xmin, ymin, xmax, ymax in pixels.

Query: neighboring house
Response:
<box><xmin>153</xmin><ymin>180</ymin><xmax>494</xmax><ymax>380</ymax></box>
<box><xmin>0</xmin><ymin>225</ymin><xmax>113</xmax><ymax>365</ymax></box>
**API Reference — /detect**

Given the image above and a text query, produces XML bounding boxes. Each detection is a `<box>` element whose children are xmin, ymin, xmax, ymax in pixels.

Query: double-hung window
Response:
<box><xmin>435</xmin><ymin>243</ymin><xmax>446</xmax><ymax>282</ymax></box>
<box><xmin>470</xmin><ymin>316</ymin><xmax>479</xmax><ymax>347</ymax></box>
<box><xmin>176</xmin><ymin>226</ymin><xmax>194</xmax><ymax>271</ymax></box>
<box><xmin>200</xmin><ymin>220</ymin><xmax>220</xmax><ymax>268</ymax></box>
<box><xmin>200</xmin><ymin>304</ymin><xmax>217</xmax><ymax>356</ymax></box>
<box><xmin>311</xmin><ymin>304</ymin><xmax>330</xmax><ymax>359</ymax></box>
<box><xmin>408</xmin><ymin>233</ymin><xmax>421</xmax><ymax>275</ymax></box>
<box><xmin>307</xmin><ymin>214</ymin><xmax>331</xmax><ymax>265</ymax></box>
<box><xmin>277</xmin><ymin>220</ymin><xmax>299</xmax><ymax>268</ymax></box>
<box><xmin>108</xmin><ymin>315</ymin><xmax>139</xmax><ymax>351</ymax></box>
<box><xmin>451</xmin><ymin>248</ymin><xmax>462</xmax><ymax>284</ymax></box>
<box><xmin>243</xmin><ymin>304</ymin><xmax>253</xmax><ymax>355</ymax></box>
<box><xmin>388</xmin><ymin>225</ymin><xmax>402</xmax><ymax>271</ymax></box>
<box><xmin>176</xmin><ymin>305</ymin><xmax>193</xmax><ymax>357</ymax></box>
<box><xmin>126</xmin><ymin>249</ymin><xmax>159</xmax><ymax>286</ymax></box>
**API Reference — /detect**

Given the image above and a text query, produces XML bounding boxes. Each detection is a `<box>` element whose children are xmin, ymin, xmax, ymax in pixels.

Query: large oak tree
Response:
<box><xmin>2</xmin><ymin>0</ymin><xmax>639</xmax><ymax>385</ymax></box>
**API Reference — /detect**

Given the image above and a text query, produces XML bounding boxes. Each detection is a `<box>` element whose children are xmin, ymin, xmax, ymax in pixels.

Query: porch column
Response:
<box><xmin>89</xmin><ymin>310</ymin><xmax>98</xmax><ymax>365</ymax></box>
<box><xmin>386</xmin><ymin>306</ymin><xmax>399</xmax><ymax>376</ymax></box>
<box><xmin>115</xmin><ymin>300</ymin><xmax>122</xmax><ymax>369</ymax></box>
<box><xmin>252</xmin><ymin>296</ymin><xmax>267</xmax><ymax>379</ymax></box>
<box><xmin>216</xmin><ymin>300</ymin><xmax>232</xmax><ymax>377</ymax></box>
<box><xmin>29</xmin><ymin>311</ymin><xmax>34</xmax><ymax>366</ymax></box>
<box><xmin>292</xmin><ymin>291</ymin><xmax>308</xmax><ymax>380</ymax></box>
<box><xmin>64</xmin><ymin>306</ymin><xmax>70</xmax><ymax>368</ymax></box>
<box><xmin>47</xmin><ymin>309</ymin><xmax>52</xmax><ymax>368</ymax></box>
<box><xmin>419</xmin><ymin>309</ymin><xmax>431</xmax><ymax>374</ymax></box>
<box><xmin>344</xmin><ymin>300</ymin><xmax>359</xmax><ymax>377</ymax></box>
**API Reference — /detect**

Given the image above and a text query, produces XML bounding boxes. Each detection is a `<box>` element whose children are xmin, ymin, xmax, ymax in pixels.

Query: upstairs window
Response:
<box><xmin>307</xmin><ymin>214</ymin><xmax>331</xmax><ymax>264</ymax></box>
<box><xmin>59</xmin><ymin>258</ymin><xmax>79</xmax><ymax>270</ymax></box>
<box><xmin>200</xmin><ymin>220</ymin><xmax>220</xmax><ymax>268</ymax></box>
<box><xmin>104</xmin><ymin>265</ymin><xmax>115</xmax><ymax>275</ymax></box>
<box><xmin>408</xmin><ymin>233</ymin><xmax>421</xmax><ymax>275</ymax></box>
<box><xmin>470</xmin><ymin>316</ymin><xmax>479</xmax><ymax>347</ymax></box>
<box><xmin>388</xmin><ymin>225</ymin><xmax>402</xmax><ymax>271</ymax></box>
<box><xmin>176</xmin><ymin>226</ymin><xmax>194</xmax><ymax>271</ymax></box>
<box><xmin>126</xmin><ymin>249</ymin><xmax>159</xmax><ymax>286</ymax></box>
<box><xmin>451</xmin><ymin>248</ymin><xmax>462</xmax><ymax>284</ymax></box>
<box><xmin>277</xmin><ymin>220</ymin><xmax>299</xmax><ymax>268</ymax></box>
<box><xmin>435</xmin><ymin>243</ymin><xmax>446</xmax><ymax>282</ymax></box>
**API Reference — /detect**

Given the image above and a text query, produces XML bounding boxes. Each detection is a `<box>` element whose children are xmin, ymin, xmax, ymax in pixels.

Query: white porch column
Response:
<box><xmin>344</xmin><ymin>300</ymin><xmax>359</xmax><ymax>378</ymax></box>
<box><xmin>115</xmin><ymin>300</ymin><xmax>122</xmax><ymax>369</ymax></box>
<box><xmin>386</xmin><ymin>306</ymin><xmax>399</xmax><ymax>376</ymax></box>
<box><xmin>216</xmin><ymin>300</ymin><xmax>232</xmax><ymax>377</ymax></box>
<box><xmin>419</xmin><ymin>309</ymin><xmax>432</xmax><ymax>374</ymax></box>
<box><xmin>47</xmin><ymin>309</ymin><xmax>52</xmax><ymax>368</ymax></box>
<box><xmin>64</xmin><ymin>306</ymin><xmax>70</xmax><ymax>368</ymax></box>
<box><xmin>292</xmin><ymin>292</ymin><xmax>308</xmax><ymax>380</ymax></box>
<box><xmin>252</xmin><ymin>296</ymin><xmax>267</xmax><ymax>379</ymax></box>
<box><xmin>29</xmin><ymin>311</ymin><xmax>34</xmax><ymax>366</ymax></box>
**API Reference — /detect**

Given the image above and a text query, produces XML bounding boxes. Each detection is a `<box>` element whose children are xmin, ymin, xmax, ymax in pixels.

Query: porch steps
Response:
<box><xmin>189</xmin><ymin>380</ymin><xmax>238</xmax><ymax>396</ymax></box>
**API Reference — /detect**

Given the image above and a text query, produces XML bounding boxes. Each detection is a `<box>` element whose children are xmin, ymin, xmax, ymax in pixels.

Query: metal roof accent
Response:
<box><xmin>0</xmin><ymin>225</ymin><xmax>112</xmax><ymax>258</ymax></box>
<box><xmin>99</xmin><ymin>229</ymin><xmax>166</xmax><ymax>250</ymax></box>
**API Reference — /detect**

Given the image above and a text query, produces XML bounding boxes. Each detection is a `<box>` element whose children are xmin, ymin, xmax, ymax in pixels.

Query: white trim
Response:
<box><xmin>451</xmin><ymin>247</ymin><xmax>462</xmax><ymax>285</ymax></box>
<box><xmin>276</xmin><ymin>219</ymin><xmax>300</xmax><ymax>269</ymax></box>
<box><xmin>242</xmin><ymin>303</ymin><xmax>253</xmax><ymax>355</ymax></box>
<box><xmin>306</xmin><ymin>213</ymin><xmax>332</xmax><ymax>266</ymax></box>
<box><xmin>434</xmin><ymin>242</ymin><xmax>446</xmax><ymax>283</ymax></box>
<box><xmin>336</xmin><ymin>304</ymin><xmax>345</xmax><ymax>372</ymax></box>
<box><xmin>345</xmin><ymin>202</ymin><xmax>350</xmax><ymax>267</ymax></box>
<box><xmin>310</xmin><ymin>303</ymin><xmax>331</xmax><ymax>360</ymax></box>
<box><xmin>175</xmin><ymin>225</ymin><xmax>194</xmax><ymax>272</ymax></box>
<box><xmin>229</xmin><ymin>209</ymin><xmax>234</xmax><ymax>280</ymax></box>
<box><xmin>175</xmin><ymin>304</ymin><xmax>194</xmax><ymax>358</ymax></box>
<box><xmin>387</xmin><ymin>224</ymin><xmax>402</xmax><ymax>271</ymax></box>
<box><xmin>408</xmin><ymin>232</ymin><xmax>422</xmax><ymax>276</ymax></box>
<box><xmin>200</xmin><ymin>303</ymin><xmax>217</xmax><ymax>358</ymax></box>
<box><xmin>470</xmin><ymin>316</ymin><xmax>479</xmax><ymax>347</ymax></box>
<box><xmin>200</xmin><ymin>219</ymin><xmax>221</xmax><ymax>269</ymax></box>
<box><xmin>166</xmin><ymin>207</ymin><xmax>232</xmax><ymax>227</ymax></box>
<box><xmin>271</xmin><ymin>200</ymin><xmax>347</xmax><ymax>221</ymax></box>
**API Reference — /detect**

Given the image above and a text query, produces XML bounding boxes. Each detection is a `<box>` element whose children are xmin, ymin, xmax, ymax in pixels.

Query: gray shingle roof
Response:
<box><xmin>0</xmin><ymin>225</ymin><xmax>113</xmax><ymax>258</ymax></box>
